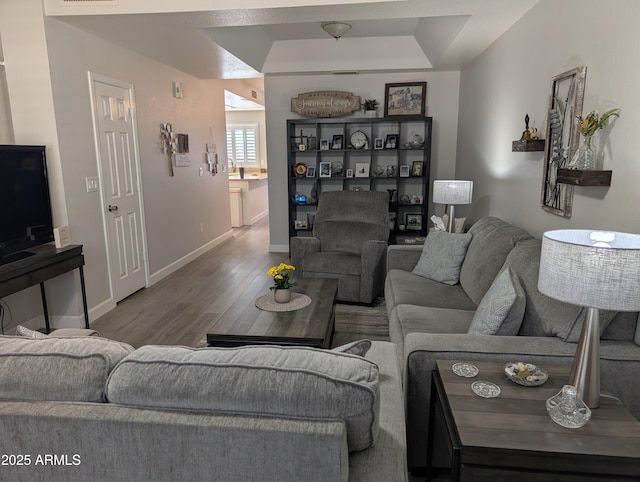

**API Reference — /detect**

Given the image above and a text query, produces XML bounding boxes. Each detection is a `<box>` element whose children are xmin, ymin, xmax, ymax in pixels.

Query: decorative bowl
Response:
<box><xmin>504</xmin><ymin>362</ymin><xmax>548</xmax><ymax>386</ymax></box>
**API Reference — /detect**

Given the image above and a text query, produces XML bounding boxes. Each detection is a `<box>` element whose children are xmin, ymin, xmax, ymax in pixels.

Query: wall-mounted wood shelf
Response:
<box><xmin>512</xmin><ymin>139</ymin><xmax>545</xmax><ymax>152</ymax></box>
<box><xmin>557</xmin><ymin>169</ymin><xmax>612</xmax><ymax>186</ymax></box>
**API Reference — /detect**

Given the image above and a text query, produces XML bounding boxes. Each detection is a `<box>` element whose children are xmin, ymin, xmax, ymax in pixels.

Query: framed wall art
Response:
<box><xmin>541</xmin><ymin>66</ymin><xmax>587</xmax><ymax>218</ymax></box>
<box><xmin>384</xmin><ymin>82</ymin><xmax>427</xmax><ymax>117</ymax></box>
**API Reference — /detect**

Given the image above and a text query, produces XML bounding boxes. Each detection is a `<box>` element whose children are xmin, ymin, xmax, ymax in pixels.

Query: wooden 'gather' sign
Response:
<box><xmin>291</xmin><ymin>91</ymin><xmax>361</xmax><ymax>118</ymax></box>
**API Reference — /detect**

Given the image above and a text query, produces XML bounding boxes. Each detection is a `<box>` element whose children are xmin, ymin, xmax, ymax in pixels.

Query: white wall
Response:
<box><xmin>0</xmin><ymin>0</ymin><xmax>234</xmax><ymax>328</ymax></box>
<box><xmin>456</xmin><ymin>0</ymin><xmax>640</xmax><ymax>237</ymax></box>
<box><xmin>264</xmin><ymin>71</ymin><xmax>461</xmax><ymax>251</ymax></box>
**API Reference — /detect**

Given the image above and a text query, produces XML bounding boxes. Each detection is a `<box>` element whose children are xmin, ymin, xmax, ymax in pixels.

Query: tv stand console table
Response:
<box><xmin>0</xmin><ymin>244</ymin><xmax>89</xmax><ymax>333</ymax></box>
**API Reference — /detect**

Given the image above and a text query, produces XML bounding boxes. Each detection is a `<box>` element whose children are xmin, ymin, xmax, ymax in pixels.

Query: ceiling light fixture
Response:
<box><xmin>321</xmin><ymin>22</ymin><xmax>352</xmax><ymax>40</ymax></box>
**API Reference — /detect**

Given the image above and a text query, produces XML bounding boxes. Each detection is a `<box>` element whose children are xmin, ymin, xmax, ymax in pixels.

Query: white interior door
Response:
<box><xmin>90</xmin><ymin>74</ymin><xmax>147</xmax><ymax>302</ymax></box>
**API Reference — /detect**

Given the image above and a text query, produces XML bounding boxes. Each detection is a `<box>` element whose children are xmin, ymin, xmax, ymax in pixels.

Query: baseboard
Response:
<box><xmin>250</xmin><ymin>210</ymin><xmax>269</xmax><ymax>225</ymax></box>
<box><xmin>269</xmin><ymin>243</ymin><xmax>290</xmax><ymax>253</ymax></box>
<box><xmin>149</xmin><ymin>230</ymin><xmax>234</xmax><ymax>285</ymax></box>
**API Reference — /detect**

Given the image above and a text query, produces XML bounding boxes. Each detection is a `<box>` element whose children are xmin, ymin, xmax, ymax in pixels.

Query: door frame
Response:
<box><xmin>87</xmin><ymin>72</ymin><xmax>150</xmax><ymax>301</ymax></box>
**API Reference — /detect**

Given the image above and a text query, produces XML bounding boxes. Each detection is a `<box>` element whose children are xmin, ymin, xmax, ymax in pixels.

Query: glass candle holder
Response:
<box><xmin>546</xmin><ymin>385</ymin><xmax>591</xmax><ymax>429</ymax></box>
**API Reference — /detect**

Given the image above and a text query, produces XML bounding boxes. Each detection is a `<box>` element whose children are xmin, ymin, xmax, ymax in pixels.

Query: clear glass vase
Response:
<box><xmin>546</xmin><ymin>385</ymin><xmax>591</xmax><ymax>428</ymax></box>
<box><xmin>574</xmin><ymin>137</ymin><xmax>595</xmax><ymax>170</ymax></box>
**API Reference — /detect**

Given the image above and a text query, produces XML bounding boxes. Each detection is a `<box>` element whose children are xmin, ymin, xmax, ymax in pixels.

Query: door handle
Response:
<box><xmin>108</xmin><ymin>205</ymin><xmax>119</xmax><ymax>212</ymax></box>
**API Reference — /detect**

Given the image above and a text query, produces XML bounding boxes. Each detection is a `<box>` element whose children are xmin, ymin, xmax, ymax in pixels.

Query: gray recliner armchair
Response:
<box><xmin>290</xmin><ymin>191</ymin><xmax>389</xmax><ymax>304</ymax></box>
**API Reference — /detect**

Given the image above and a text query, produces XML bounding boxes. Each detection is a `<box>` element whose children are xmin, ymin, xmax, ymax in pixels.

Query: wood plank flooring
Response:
<box><xmin>92</xmin><ymin>217</ymin><xmax>389</xmax><ymax>348</ymax></box>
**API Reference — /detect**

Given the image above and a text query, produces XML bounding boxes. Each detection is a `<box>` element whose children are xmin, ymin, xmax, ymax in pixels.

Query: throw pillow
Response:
<box><xmin>412</xmin><ymin>231</ymin><xmax>473</xmax><ymax>285</ymax></box>
<box><xmin>332</xmin><ymin>339</ymin><xmax>372</xmax><ymax>357</ymax></box>
<box><xmin>468</xmin><ymin>267</ymin><xmax>526</xmax><ymax>336</ymax></box>
<box><xmin>16</xmin><ymin>325</ymin><xmax>48</xmax><ymax>339</ymax></box>
<box><xmin>106</xmin><ymin>344</ymin><xmax>380</xmax><ymax>452</ymax></box>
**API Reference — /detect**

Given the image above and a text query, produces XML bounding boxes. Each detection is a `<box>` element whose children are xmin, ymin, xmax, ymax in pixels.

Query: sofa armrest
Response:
<box><xmin>386</xmin><ymin>245</ymin><xmax>422</xmax><ymax>273</ymax></box>
<box><xmin>290</xmin><ymin>236</ymin><xmax>320</xmax><ymax>267</ymax></box>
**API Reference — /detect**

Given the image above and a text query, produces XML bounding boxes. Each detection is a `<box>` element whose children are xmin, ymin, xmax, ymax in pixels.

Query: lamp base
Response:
<box><xmin>569</xmin><ymin>307</ymin><xmax>600</xmax><ymax>408</ymax></box>
<box><xmin>446</xmin><ymin>205</ymin><xmax>455</xmax><ymax>233</ymax></box>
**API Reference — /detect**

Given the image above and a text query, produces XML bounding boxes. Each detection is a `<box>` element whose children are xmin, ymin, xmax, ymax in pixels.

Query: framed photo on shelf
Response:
<box><xmin>346</xmin><ymin>168</ymin><xmax>354</xmax><ymax>178</ymax></box>
<box><xmin>411</xmin><ymin>195</ymin><xmax>423</xmax><ymax>205</ymax></box>
<box><xmin>411</xmin><ymin>161</ymin><xmax>424</xmax><ymax>177</ymax></box>
<box><xmin>384</xmin><ymin>82</ymin><xmax>427</xmax><ymax>117</ymax></box>
<box><xmin>294</xmin><ymin>219</ymin><xmax>309</xmax><ymax>230</ymax></box>
<box><xmin>374</xmin><ymin>138</ymin><xmax>384</xmax><ymax>150</ymax></box>
<box><xmin>331</xmin><ymin>135</ymin><xmax>344</xmax><ymax>150</ymax></box>
<box><xmin>319</xmin><ymin>138</ymin><xmax>330</xmax><ymax>150</ymax></box>
<box><xmin>399</xmin><ymin>165</ymin><xmax>410</xmax><ymax>177</ymax></box>
<box><xmin>405</xmin><ymin>213</ymin><xmax>423</xmax><ymax>231</ymax></box>
<box><xmin>306</xmin><ymin>166</ymin><xmax>316</xmax><ymax>177</ymax></box>
<box><xmin>385</xmin><ymin>134</ymin><xmax>398</xmax><ymax>149</ymax></box>
<box><xmin>306</xmin><ymin>136</ymin><xmax>317</xmax><ymax>151</ymax></box>
<box><xmin>319</xmin><ymin>161</ymin><xmax>332</xmax><ymax>177</ymax></box>
<box><xmin>355</xmin><ymin>162</ymin><xmax>370</xmax><ymax>177</ymax></box>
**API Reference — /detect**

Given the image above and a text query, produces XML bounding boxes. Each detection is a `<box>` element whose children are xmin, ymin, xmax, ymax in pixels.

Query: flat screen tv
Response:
<box><xmin>0</xmin><ymin>145</ymin><xmax>55</xmax><ymax>265</ymax></box>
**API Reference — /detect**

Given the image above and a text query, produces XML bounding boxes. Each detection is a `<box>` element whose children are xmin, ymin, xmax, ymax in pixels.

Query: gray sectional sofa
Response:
<box><xmin>0</xmin><ymin>336</ymin><xmax>407</xmax><ymax>482</ymax></box>
<box><xmin>384</xmin><ymin>216</ymin><xmax>640</xmax><ymax>472</ymax></box>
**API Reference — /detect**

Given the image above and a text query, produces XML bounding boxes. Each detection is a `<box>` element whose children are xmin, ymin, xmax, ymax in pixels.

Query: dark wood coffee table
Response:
<box><xmin>206</xmin><ymin>278</ymin><xmax>337</xmax><ymax>349</ymax></box>
<box><xmin>427</xmin><ymin>360</ymin><xmax>640</xmax><ymax>481</ymax></box>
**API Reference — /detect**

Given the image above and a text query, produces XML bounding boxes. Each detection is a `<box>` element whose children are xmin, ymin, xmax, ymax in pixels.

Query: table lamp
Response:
<box><xmin>432</xmin><ymin>180</ymin><xmax>473</xmax><ymax>232</ymax></box>
<box><xmin>538</xmin><ymin>229</ymin><xmax>640</xmax><ymax>408</ymax></box>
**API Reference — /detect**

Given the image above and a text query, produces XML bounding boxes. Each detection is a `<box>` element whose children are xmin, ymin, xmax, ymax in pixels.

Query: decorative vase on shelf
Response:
<box><xmin>273</xmin><ymin>288</ymin><xmax>292</xmax><ymax>304</ymax></box>
<box><xmin>365</xmin><ymin>110</ymin><xmax>377</xmax><ymax>118</ymax></box>
<box><xmin>573</xmin><ymin>137</ymin><xmax>595</xmax><ymax>170</ymax></box>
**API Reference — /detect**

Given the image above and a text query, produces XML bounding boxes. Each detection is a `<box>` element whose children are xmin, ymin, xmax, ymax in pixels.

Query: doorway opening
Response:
<box><xmin>224</xmin><ymin>88</ymin><xmax>269</xmax><ymax>228</ymax></box>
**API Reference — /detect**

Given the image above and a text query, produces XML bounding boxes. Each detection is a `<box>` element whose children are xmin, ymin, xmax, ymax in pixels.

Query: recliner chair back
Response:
<box><xmin>314</xmin><ymin>191</ymin><xmax>389</xmax><ymax>255</ymax></box>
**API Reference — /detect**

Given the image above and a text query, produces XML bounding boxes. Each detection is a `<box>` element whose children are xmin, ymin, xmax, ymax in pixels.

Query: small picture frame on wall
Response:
<box><xmin>399</xmin><ymin>165</ymin><xmax>410</xmax><ymax>177</ymax></box>
<box><xmin>306</xmin><ymin>166</ymin><xmax>316</xmax><ymax>177</ymax></box>
<box><xmin>405</xmin><ymin>213</ymin><xmax>423</xmax><ymax>231</ymax></box>
<box><xmin>384</xmin><ymin>82</ymin><xmax>427</xmax><ymax>117</ymax></box>
<box><xmin>319</xmin><ymin>138</ymin><xmax>330</xmax><ymax>150</ymax></box>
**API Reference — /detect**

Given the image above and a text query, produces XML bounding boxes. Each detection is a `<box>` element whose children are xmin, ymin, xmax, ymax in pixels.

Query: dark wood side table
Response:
<box><xmin>427</xmin><ymin>360</ymin><xmax>640</xmax><ymax>481</ymax></box>
<box><xmin>0</xmin><ymin>244</ymin><xmax>89</xmax><ymax>333</ymax></box>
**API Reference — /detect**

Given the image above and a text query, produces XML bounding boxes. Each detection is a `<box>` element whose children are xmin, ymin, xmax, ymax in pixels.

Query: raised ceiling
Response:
<box><xmin>46</xmin><ymin>0</ymin><xmax>539</xmax><ymax>79</ymax></box>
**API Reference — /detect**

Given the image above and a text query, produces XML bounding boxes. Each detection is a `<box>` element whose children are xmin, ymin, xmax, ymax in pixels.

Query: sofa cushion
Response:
<box><xmin>412</xmin><ymin>231</ymin><xmax>472</xmax><ymax>285</ymax></box>
<box><xmin>106</xmin><ymin>344</ymin><xmax>380</xmax><ymax>452</ymax></box>
<box><xmin>385</xmin><ymin>269</ymin><xmax>477</xmax><ymax>313</ymax></box>
<box><xmin>0</xmin><ymin>336</ymin><xmax>134</xmax><ymax>402</ymax></box>
<box><xmin>467</xmin><ymin>267</ymin><xmax>526</xmax><ymax>336</ymax></box>
<box><xmin>459</xmin><ymin>217</ymin><xmax>533</xmax><ymax>305</ymax></box>
<box><xmin>389</xmin><ymin>305</ymin><xmax>474</xmax><ymax>345</ymax></box>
